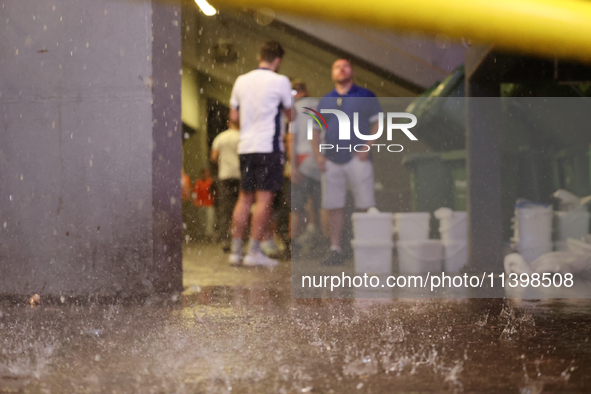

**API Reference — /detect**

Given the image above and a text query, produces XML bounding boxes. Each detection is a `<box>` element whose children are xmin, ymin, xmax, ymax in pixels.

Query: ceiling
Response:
<box><xmin>181</xmin><ymin>4</ymin><xmax>442</xmax><ymax>106</ymax></box>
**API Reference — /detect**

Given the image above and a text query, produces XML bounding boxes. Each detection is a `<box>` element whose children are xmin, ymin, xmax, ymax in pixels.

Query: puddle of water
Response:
<box><xmin>2</xmin><ymin>276</ymin><xmax>591</xmax><ymax>393</ymax></box>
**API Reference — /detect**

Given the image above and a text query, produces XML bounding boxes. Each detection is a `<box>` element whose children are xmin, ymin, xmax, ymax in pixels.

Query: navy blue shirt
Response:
<box><xmin>317</xmin><ymin>84</ymin><xmax>382</xmax><ymax>164</ymax></box>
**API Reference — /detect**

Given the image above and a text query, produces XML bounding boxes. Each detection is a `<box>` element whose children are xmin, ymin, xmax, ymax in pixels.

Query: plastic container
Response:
<box><xmin>352</xmin><ymin>239</ymin><xmax>393</xmax><ymax>274</ymax></box>
<box><xmin>440</xmin><ymin>150</ymin><xmax>467</xmax><ymax>211</ymax></box>
<box><xmin>567</xmin><ymin>237</ymin><xmax>591</xmax><ymax>255</ymax></box>
<box><xmin>443</xmin><ymin>240</ymin><xmax>468</xmax><ymax>273</ymax></box>
<box><xmin>512</xmin><ymin>202</ymin><xmax>553</xmax><ymax>263</ymax></box>
<box><xmin>396</xmin><ymin>240</ymin><xmax>443</xmax><ymax>274</ymax></box>
<box><xmin>517</xmin><ymin>244</ymin><xmax>554</xmax><ymax>264</ymax></box>
<box><xmin>554</xmin><ymin>211</ymin><xmax>590</xmax><ymax>241</ymax></box>
<box><xmin>394</xmin><ymin>212</ymin><xmax>430</xmax><ymax>241</ymax></box>
<box><xmin>352</xmin><ymin>212</ymin><xmax>394</xmax><ymax>241</ymax></box>
<box><xmin>435</xmin><ymin>208</ymin><xmax>468</xmax><ymax>243</ymax></box>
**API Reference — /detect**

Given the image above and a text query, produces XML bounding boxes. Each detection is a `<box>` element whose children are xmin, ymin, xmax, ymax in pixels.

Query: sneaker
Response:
<box><xmin>295</xmin><ymin>228</ymin><xmax>321</xmax><ymax>246</ymax></box>
<box><xmin>228</xmin><ymin>253</ymin><xmax>243</xmax><ymax>266</ymax></box>
<box><xmin>261</xmin><ymin>240</ymin><xmax>280</xmax><ymax>257</ymax></box>
<box><xmin>295</xmin><ymin>230</ymin><xmax>313</xmax><ymax>246</ymax></box>
<box><xmin>322</xmin><ymin>250</ymin><xmax>346</xmax><ymax>266</ymax></box>
<box><xmin>243</xmin><ymin>251</ymin><xmax>279</xmax><ymax>268</ymax></box>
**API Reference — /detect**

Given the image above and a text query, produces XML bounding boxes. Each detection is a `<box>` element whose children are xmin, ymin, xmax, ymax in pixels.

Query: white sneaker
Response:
<box><xmin>228</xmin><ymin>253</ymin><xmax>242</xmax><ymax>266</ymax></box>
<box><xmin>243</xmin><ymin>251</ymin><xmax>279</xmax><ymax>267</ymax></box>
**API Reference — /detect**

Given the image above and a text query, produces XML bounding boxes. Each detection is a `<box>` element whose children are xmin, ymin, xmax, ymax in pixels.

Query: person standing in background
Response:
<box><xmin>262</xmin><ymin>130</ymin><xmax>291</xmax><ymax>258</ymax></box>
<box><xmin>193</xmin><ymin>168</ymin><xmax>215</xmax><ymax>241</ymax></box>
<box><xmin>228</xmin><ymin>41</ymin><xmax>294</xmax><ymax>267</ymax></box>
<box><xmin>289</xmin><ymin>80</ymin><xmax>324</xmax><ymax>256</ymax></box>
<box><xmin>312</xmin><ymin>59</ymin><xmax>382</xmax><ymax>266</ymax></box>
<box><xmin>211</xmin><ymin>120</ymin><xmax>241</xmax><ymax>252</ymax></box>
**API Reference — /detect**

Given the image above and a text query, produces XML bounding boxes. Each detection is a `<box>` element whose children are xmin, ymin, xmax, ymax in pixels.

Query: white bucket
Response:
<box><xmin>436</xmin><ymin>210</ymin><xmax>468</xmax><ymax>243</ymax></box>
<box><xmin>518</xmin><ymin>244</ymin><xmax>555</xmax><ymax>264</ymax></box>
<box><xmin>513</xmin><ymin>204</ymin><xmax>553</xmax><ymax>263</ymax></box>
<box><xmin>394</xmin><ymin>212</ymin><xmax>430</xmax><ymax>241</ymax></box>
<box><xmin>352</xmin><ymin>212</ymin><xmax>394</xmax><ymax>241</ymax></box>
<box><xmin>554</xmin><ymin>211</ymin><xmax>590</xmax><ymax>241</ymax></box>
<box><xmin>443</xmin><ymin>240</ymin><xmax>468</xmax><ymax>273</ymax></box>
<box><xmin>352</xmin><ymin>239</ymin><xmax>393</xmax><ymax>274</ymax></box>
<box><xmin>396</xmin><ymin>240</ymin><xmax>443</xmax><ymax>274</ymax></box>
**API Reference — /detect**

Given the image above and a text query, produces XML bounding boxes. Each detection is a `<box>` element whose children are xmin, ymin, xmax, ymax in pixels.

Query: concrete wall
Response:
<box><xmin>181</xmin><ymin>67</ymin><xmax>209</xmax><ymax>180</ymax></box>
<box><xmin>181</xmin><ymin>65</ymin><xmax>200</xmax><ymax>131</ymax></box>
<box><xmin>0</xmin><ymin>0</ymin><xmax>182</xmax><ymax>296</ymax></box>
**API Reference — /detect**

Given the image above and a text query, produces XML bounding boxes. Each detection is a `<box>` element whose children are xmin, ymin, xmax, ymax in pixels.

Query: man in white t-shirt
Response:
<box><xmin>228</xmin><ymin>41</ymin><xmax>294</xmax><ymax>267</ymax></box>
<box><xmin>211</xmin><ymin>120</ymin><xmax>241</xmax><ymax>251</ymax></box>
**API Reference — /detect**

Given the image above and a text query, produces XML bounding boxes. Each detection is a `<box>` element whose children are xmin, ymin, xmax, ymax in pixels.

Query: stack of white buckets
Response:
<box><xmin>394</xmin><ymin>210</ymin><xmax>468</xmax><ymax>274</ymax></box>
<box><xmin>351</xmin><ymin>209</ymin><xmax>469</xmax><ymax>275</ymax></box>
<box><xmin>511</xmin><ymin>203</ymin><xmax>553</xmax><ymax>262</ymax></box>
<box><xmin>434</xmin><ymin>208</ymin><xmax>469</xmax><ymax>273</ymax></box>
<box><xmin>394</xmin><ymin>212</ymin><xmax>440</xmax><ymax>274</ymax></box>
<box><xmin>512</xmin><ymin>198</ymin><xmax>590</xmax><ymax>262</ymax></box>
<box><xmin>351</xmin><ymin>209</ymin><xmax>394</xmax><ymax>274</ymax></box>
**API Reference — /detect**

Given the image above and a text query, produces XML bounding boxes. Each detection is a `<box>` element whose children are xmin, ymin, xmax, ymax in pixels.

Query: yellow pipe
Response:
<box><xmin>213</xmin><ymin>0</ymin><xmax>591</xmax><ymax>63</ymax></box>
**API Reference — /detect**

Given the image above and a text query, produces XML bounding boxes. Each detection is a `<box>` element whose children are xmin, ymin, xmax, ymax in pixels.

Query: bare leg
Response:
<box><xmin>250</xmin><ymin>191</ymin><xmax>274</xmax><ymax>241</ymax></box>
<box><xmin>328</xmin><ymin>208</ymin><xmax>344</xmax><ymax>249</ymax></box>
<box><xmin>262</xmin><ymin>213</ymin><xmax>275</xmax><ymax>241</ymax></box>
<box><xmin>320</xmin><ymin>209</ymin><xmax>330</xmax><ymax>238</ymax></box>
<box><xmin>231</xmin><ymin>191</ymin><xmax>254</xmax><ymax>240</ymax></box>
<box><xmin>305</xmin><ymin>198</ymin><xmax>317</xmax><ymax>228</ymax></box>
<box><xmin>291</xmin><ymin>213</ymin><xmax>305</xmax><ymax>240</ymax></box>
<box><xmin>293</xmin><ymin>194</ymin><xmax>320</xmax><ymax>241</ymax></box>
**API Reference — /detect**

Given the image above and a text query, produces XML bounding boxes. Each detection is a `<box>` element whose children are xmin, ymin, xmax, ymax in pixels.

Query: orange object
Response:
<box><xmin>193</xmin><ymin>178</ymin><xmax>214</xmax><ymax>207</ymax></box>
<box><xmin>181</xmin><ymin>171</ymin><xmax>192</xmax><ymax>201</ymax></box>
<box><xmin>296</xmin><ymin>154</ymin><xmax>309</xmax><ymax>168</ymax></box>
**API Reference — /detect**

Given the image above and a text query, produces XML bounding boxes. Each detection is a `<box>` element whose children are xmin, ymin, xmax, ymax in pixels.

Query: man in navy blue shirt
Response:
<box><xmin>311</xmin><ymin>59</ymin><xmax>382</xmax><ymax>266</ymax></box>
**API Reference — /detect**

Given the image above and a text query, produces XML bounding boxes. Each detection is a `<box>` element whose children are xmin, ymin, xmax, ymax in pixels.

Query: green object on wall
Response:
<box><xmin>403</xmin><ymin>150</ymin><xmax>468</xmax><ymax>213</ymax></box>
<box><xmin>403</xmin><ymin>153</ymin><xmax>454</xmax><ymax>214</ymax></box>
<box><xmin>441</xmin><ymin>150</ymin><xmax>468</xmax><ymax>211</ymax></box>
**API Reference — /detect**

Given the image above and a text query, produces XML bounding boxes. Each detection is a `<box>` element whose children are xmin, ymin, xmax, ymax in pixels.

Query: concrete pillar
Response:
<box><xmin>465</xmin><ymin>47</ymin><xmax>504</xmax><ymax>273</ymax></box>
<box><xmin>0</xmin><ymin>0</ymin><xmax>182</xmax><ymax>296</ymax></box>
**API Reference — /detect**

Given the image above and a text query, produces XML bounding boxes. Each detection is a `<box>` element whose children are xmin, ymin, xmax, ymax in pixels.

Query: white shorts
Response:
<box><xmin>321</xmin><ymin>156</ymin><xmax>375</xmax><ymax>210</ymax></box>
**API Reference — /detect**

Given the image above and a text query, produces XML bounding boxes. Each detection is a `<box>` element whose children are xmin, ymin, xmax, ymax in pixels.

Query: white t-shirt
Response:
<box><xmin>211</xmin><ymin>129</ymin><xmax>241</xmax><ymax>180</ymax></box>
<box><xmin>230</xmin><ymin>69</ymin><xmax>292</xmax><ymax>154</ymax></box>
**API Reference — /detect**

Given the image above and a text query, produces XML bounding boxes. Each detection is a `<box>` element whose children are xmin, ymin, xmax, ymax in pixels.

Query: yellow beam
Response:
<box><xmin>213</xmin><ymin>0</ymin><xmax>591</xmax><ymax>63</ymax></box>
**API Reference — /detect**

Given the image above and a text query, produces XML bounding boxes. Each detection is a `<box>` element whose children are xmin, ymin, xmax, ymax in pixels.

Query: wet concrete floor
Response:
<box><xmin>2</xmin><ymin>243</ymin><xmax>591</xmax><ymax>393</ymax></box>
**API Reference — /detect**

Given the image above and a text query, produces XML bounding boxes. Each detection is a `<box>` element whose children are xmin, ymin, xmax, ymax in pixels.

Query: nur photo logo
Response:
<box><xmin>303</xmin><ymin>107</ymin><xmax>418</xmax><ymax>153</ymax></box>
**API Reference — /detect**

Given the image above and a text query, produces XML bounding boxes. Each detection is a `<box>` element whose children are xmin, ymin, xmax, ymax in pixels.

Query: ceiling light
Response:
<box><xmin>195</xmin><ymin>0</ymin><xmax>216</xmax><ymax>16</ymax></box>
